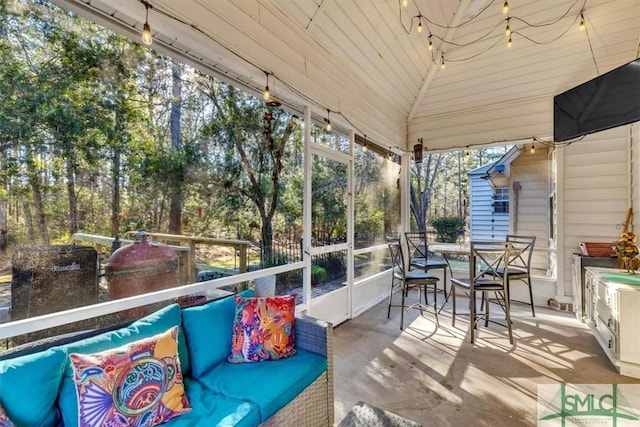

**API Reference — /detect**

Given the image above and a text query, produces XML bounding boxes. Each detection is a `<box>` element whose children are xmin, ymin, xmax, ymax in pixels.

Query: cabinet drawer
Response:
<box><xmin>595</xmin><ymin>300</ymin><xmax>617</xmax><ymax>333</ymax></box>
<box><xmin>597</xmin><ymin>282</ymin><xmax>614</xmax><ymax>305</ymax></box>
<box><xmin>595</xmin><ymin>317</ymin><xmax>618</xmax><ymax>356</ymax></box>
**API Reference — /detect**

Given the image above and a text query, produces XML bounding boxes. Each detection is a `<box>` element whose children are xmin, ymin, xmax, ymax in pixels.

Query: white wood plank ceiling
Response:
<box><xmin>57</xmin><ymin>0</ymin><xmax>640</xmax><ymax>153</ymax></box>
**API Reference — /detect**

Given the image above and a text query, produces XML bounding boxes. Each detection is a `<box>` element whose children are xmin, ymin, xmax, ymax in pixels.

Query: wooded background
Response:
<box><xmin>0</xmin><ymin>0</ymin><xmax>506</xmax><ymax>271</ymax></box>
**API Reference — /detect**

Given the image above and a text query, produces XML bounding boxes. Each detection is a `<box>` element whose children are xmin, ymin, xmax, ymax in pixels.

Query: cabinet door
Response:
<box><xmin>618</xmin><ymin>289</ymin><xmax>640</xmax><ymax>362</ymax></box>
<box><xmin>584</xmin><ymin>272</ymin><xmax>595</xmax><ymax>322</ymax></box>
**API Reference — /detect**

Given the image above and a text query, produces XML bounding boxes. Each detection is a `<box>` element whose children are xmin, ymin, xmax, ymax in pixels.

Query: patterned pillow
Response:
<box><xmin>228</xmin><ymin>294</ymin><xmax>297</xmax><ymax>363</ymax></box>
<box><xmin>69</xmin><ymin>326</ymin><xmax>191</xmax><ymax>427</ymax></box>
<box><xmin>0</xmin><ymin>402</ymin><xmax>15</xmax><ymax>427</ymax></box>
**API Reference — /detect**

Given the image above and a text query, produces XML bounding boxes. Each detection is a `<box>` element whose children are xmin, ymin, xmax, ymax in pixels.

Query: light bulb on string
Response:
<box><xmin>141</xmin><ymin>1</ymin><xmax>153</xmax><ymax>46</ymax></box>
<box><xmin>325</xmin><ymin>109</ymin><xmax>331</xmax><ymax>131</ymax></box>
<box><xmin>403</xmin><ymin>0</ymin><xmax>408</xmax><ymax>7</ymax></box>
<box><xmin>440</xmin><ymin>55</ymin><xmax>445</xmax><ymax>70</ymax></box>
<box><xmin>505</xmin><ymin>19</ymin><xmax>511</xmax><ymax>36</ymax></box>
<box><xmin>428</xmin><ymin>35</ymin><xmax>433</xmax><ymax>51</ymax></box>
<box><xmin>530</xmin><ymin>144</ymin><xmax>535</xmax><ymax>154</ymax></box>
<box><xmin>579</xmin><ymin>13</ymin><xmax>585</xmax><ymax>31</ymax></box>
<box><xmin>507</xmin><ymin>35</ymin><xmax>512</xmax><ymax>47</ymax></box>
<box><xmin>502</xmin><ymin>1</ymin><xmax>509</xmax><ymax>15</ymax></box>
<box><xmin>263</xmin><ymin>72</ymin><xmax>270</xmax><ymax>101</ymax></box>
<box><xmin>417</xmin><ymin>16</ymin><xmax>423</xmax><ymax>33</ymax></box>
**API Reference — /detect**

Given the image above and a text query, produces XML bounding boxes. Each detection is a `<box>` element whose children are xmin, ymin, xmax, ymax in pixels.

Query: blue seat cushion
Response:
<box><xmin>182</xmin><ymin>289</ymin><xmax>254</xmax><ymax>378</ymax></box>
<box><xmin>56</xmin><ymin>303</ymin><xmax>188</xmax><ymax>427</ymax></box>
<box><xmin>0</xmin><ymin>347</ymin><xmax>66</xmax><ymax>427</ymax></box>
<box><xmin>163</xmin><ymin>378</ymin><xmax>260</xmax><ymax>427</ymax></box>
<box><xmin>196</xmin><ymin>349</ymin><xmax>327</xmax><ymax>421</ymax></box>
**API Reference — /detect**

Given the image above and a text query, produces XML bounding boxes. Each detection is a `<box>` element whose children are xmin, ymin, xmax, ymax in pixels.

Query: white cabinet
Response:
<box><xmin>571</xmin><ymin>254</ymin><xmax>616</xmax><ymax>321</ymax></box>
<box><xmin>585</xmin><ymin>268</ymin><xmax>640</xmax><ymax>378</ymax></box>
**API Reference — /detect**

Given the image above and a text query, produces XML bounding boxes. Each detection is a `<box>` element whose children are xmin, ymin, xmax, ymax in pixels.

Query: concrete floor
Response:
<box><xmin>332</xmin><ymin>289</ymin><xmax>640</xmax><ymax>426</ymax></box>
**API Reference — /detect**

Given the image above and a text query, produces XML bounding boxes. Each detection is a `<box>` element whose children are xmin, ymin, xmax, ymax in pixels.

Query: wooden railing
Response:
<box><xmin>122</xmin><ymin>232</ymin><xmax>252</xmax><ymax>283</ymax></box>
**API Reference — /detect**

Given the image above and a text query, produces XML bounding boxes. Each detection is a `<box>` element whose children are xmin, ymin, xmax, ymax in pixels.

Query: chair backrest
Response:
<box><xmin>405</xmin><ymin>231</ymin><xmax>428</xmax><ymax>261</ymax></box>
<box><xmin>386</xmin><ymin>234</ymin><xmax>406</xmax><ymax>274</ymax></box>
<box><xmin>505</xmin><ymin>235</ymin><xmax>536</xmax><ymax>273</ymax></box>
<box><xmin>469</xmin><ymin>240</ymin><xmax>513</xmax><ymax>286</ymax></box>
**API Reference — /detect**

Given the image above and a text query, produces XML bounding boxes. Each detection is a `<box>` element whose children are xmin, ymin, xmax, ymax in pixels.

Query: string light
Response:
<box><xmin>397</xmin><ymin>1</ymin><xmax>591</xmax><ymax>70</ymax></box>
<box><xmin>263</xmin><ymin>72</ymin><xmax>270</xmax><ymax>101</ymax></box>
<box><xmin>141</xmin><ymin>1</ymin><xmax>153</xmax><ymax>46</ymax></box>
<box><xmin>530</xmin><ymin>144</ymin><xmax>535</xmax><ymax>154</ymax></box>
<box><xmin>403</xmin><ymin>0</ymin><xmax>408</xmax><ymax>7</ymax></box>
<box><xmin>440</xmin><ymin>55</ymin><xmax>445</xmax><ymax>70</ymax></box>
<box><xmin>325</xmin><ymin>109</ymin><xmax>331</xmax><ymax>131</ymax></box>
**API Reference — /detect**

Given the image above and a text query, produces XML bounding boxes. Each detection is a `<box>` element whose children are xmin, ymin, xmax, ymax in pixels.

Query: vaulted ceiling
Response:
<box><xmin>57</xmin><ymin>0</ymin><xmax>640</xmax><ymax>154</ymax></box>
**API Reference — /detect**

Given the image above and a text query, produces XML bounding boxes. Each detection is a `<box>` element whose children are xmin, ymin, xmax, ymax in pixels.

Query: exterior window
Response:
<box><xmin>493</xmin><ymin>187</ymin><xmax>509</xmax><ymax>214</ymax></box>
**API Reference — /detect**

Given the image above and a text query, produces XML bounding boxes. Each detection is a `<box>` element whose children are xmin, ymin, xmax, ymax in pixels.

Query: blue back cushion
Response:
<box><xmin>57</xmin><ymin>303</ymin><xmax>187</xmax><ymax>427</ymax></box>
<box><xmin>0</xmin><ymin>347</ymin><xmax>66</xmax><ymax>427</ymax></box>
<box><xmin>182</xmin><ymin>289</ymin><xmax>254</xmax><ymax>378</ymax></box>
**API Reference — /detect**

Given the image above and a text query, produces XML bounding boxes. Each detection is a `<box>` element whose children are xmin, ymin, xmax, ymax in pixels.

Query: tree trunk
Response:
<box><xmin>409</xmin><ymin>153</ymin><xmax>443</xmax><ymax>232</ymax></box>
<box><xmin>169</xmin><ymin>58</ymin><xmax>182</xmax><ymax>235</ymax></box>
<box><xmin>26</xmin><ymin>150</ymin><xmax>49</xmax><ymax>245</ymax></box>
<box><xmin>22</xmin><ymin>200</ymin><xmax>35</xmax><ymax>243</ymax></box>
<box><xmin>66</xmin><ymin>153</ymin><xmax>78</xmax><ymax>236</ymax></box>
<box><xmin>261</xmin><ymin>220</ymin><xmax>273</xmax><ymax>267</ymax></box>
<box><xmin>111</xmin><ymin>103</ymin><xmax>122</xmax><ymax>237</ymax></box>
<box><xmin>110</xmin><ymin>148</ymin><xmax>121</xmax><ymax>237</ymax></box>
<box><xmin>0</xmin><ymin>146</ymin><xmax>7</xmax><ymax>255</ymax></box>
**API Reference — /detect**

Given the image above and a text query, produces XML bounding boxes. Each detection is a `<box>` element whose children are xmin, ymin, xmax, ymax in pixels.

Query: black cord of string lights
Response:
<box><xmin>403</xmin><ymin>0</ymin><xmax>588</xmax><ymax>66</ymax></box>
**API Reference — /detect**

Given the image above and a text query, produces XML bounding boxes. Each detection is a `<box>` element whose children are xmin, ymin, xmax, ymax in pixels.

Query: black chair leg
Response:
<box><xmin>527</xmin><ymin>278</ymin><xmax>535</xmax><ymax>317</ymax></box>
<box><xmin>400</xmin><ymin>283</ymin><xmax>406</xmax><ymax>330</ymax></box>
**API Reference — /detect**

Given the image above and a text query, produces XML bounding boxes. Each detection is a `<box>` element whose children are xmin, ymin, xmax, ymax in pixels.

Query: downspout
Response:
<box><xmin>513</xmin><ymin>181</ymin><xmax>521</xmax><ymax>234</ymax></box>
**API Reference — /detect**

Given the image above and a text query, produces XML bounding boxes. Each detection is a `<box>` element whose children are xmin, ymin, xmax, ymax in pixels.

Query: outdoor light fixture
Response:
<box><xmin>263</xmin><ymin>72</ymin><xmax>270</xmax><ymax>101</ymax></box>
<box><xmin>413</xmin><ymin>139</ymin><xmax>423</xmax><ymax>164</ymax></box>
<box><xmin>530</xmin><ymin>144</ymin><xmax>535</xmax><ymax>154</ymax></box>
<box><xmin>428</xmin><ymin>35</ymin><xmax>433</xmax><ymax>51</ymax></box>
<box><xmin>325</xmin><ymin>109</ymin><xmax>331</xmax><ymax>131</ymax></box>
<box><xmin>417</xmin><ymin>16</ymin><xmax>423</xmax><ymax>33</ymax></box>
<box><xmin>141</xmin><ymin>1</ymin><xmax>153</xmax><ymax>46</ymax></box>
<box><xmin>440</xmin><ymin>55</ymin><xmax>445</xmax><ymax>70</ymax></box>
<box><xmin>505</xmin><ymin>19</ymin><xmax>511</xmax><ymax>36</ymax></box>
<box><xmin>502</xmin><ymin>1</ymin><xmax>509</xmax><ymax>15</ymax></box>
<box><xmin>579</xmin><ymin>12</ymin><xmax>585</xmax><ymax>31</ymax></box>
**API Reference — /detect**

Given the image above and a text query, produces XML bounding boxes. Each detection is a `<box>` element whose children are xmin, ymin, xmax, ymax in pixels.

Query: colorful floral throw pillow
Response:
<box><xmin>69</xmin><ymin>326</ymin><xmax>191</xmax><ymax>427</ymax></box>
<box><xmin>0</xmin><ymin>402</ymin><xmax>15</xmax><ymax>427</ymax></box>
<box><xmin>228</xmin><ymin>294</ymin><xmax>297</xmax><ymax>363</ymax></box>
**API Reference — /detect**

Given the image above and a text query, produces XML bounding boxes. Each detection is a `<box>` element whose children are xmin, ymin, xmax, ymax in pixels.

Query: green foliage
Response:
<box><xmin>431</xmin><ymin>216</ymin><xmax>466</xmax><ymax>243</ymax></box>
<box><xmin>311</xmin><ymin>264</ymin><xmax>327</xmax><ymax>285</ymax></box>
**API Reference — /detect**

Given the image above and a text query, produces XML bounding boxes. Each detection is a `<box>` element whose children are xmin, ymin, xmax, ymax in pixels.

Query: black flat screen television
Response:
<box><xmin>553</xmin><ymin>58</ymin><xmax>640</xmax><ymax>142</ymax></box>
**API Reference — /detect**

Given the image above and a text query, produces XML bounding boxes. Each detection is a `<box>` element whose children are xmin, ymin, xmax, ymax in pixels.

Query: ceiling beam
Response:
<box><xmin>407</xmin><ymin>0</ymin><xmax>474</xmax><ymax>122</ymax></box>
<box><xmin>306</xmin><ymin>0</ymin><xmax>332</xmax><ymax>32</ymax></box>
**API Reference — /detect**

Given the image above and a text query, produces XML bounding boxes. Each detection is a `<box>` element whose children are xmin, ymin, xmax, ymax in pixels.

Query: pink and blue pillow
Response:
<box><xmin>0</xmin><ymin>402</ymin><xmax>14</xmax><ymax>427</ymax></box>
<box><xmin>228</xmin><ymin>295</ymin><xmax>296</xmax><ymax>363</ymax></box>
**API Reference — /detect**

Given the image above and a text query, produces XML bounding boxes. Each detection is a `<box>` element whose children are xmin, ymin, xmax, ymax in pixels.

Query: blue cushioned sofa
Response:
<box><xmin>0</xmin><ymin>289</ymin><xmax>334</xmax><ymax>427</ymax></box>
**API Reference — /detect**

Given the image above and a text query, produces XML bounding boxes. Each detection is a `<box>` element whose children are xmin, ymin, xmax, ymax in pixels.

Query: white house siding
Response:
<box><xmin>510</xmin><ymin>147</ymin><xmax>550</xmax><ymax>276</ymax></box>
<box><xmin>469</xmin><ymin>167</ymin><xmax>510</xmax><ymax>240</ymax></box>
<box><xmin>559</xmin><ymin>125</ymin><xmax>632</xmax><ymax>299</ymax></box>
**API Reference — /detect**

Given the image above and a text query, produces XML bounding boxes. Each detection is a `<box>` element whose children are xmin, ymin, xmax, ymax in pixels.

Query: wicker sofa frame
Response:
<box><xmin>1</xmin><ymin>311</ymin><xmax>335</xmax><ymax>427</ymax></box>
<box><xmin>261</xmin><ymin>315</ymin><xmax>334</xmax><ymax>427</ymax></box>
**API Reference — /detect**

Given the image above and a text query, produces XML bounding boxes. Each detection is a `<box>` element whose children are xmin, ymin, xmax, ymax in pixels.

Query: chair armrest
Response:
<box><xmin>294</xmin><ymin>315</ymin><xmax>332</xmax><ymax>357</ymax></box>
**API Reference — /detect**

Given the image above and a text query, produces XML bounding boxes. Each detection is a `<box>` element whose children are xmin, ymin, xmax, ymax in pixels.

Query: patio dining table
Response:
<box><xmin>428</xmin><ymin>242</ymin><xmax>521</xmax><ymax>312</ymax></box>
